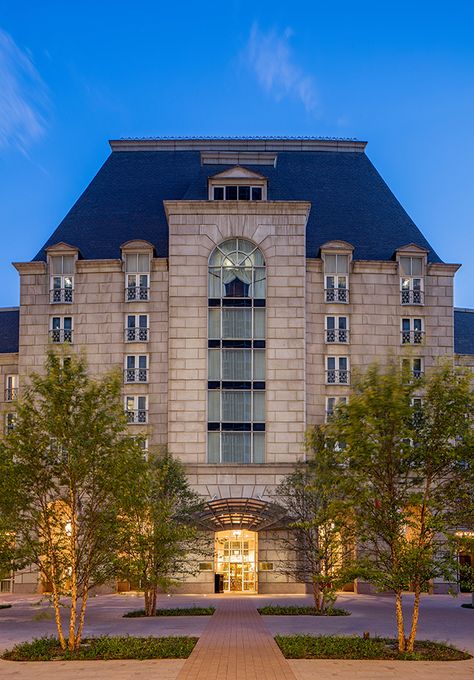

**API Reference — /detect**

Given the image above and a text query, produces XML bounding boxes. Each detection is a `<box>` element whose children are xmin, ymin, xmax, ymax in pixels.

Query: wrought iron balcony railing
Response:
<box><xmin>125</xmin><ymin>286</ymin><xmax>149</xmax><ymax>302</ymax></box>
<box><xmin>325</xmin><ymin>288</ymin><xmax>349</xmax><ymax>303</ymax></box>
<box><xmin>326</xmin><ymin>369</ymin><xmax>350</xmax><ymax>385</ymax></box>
<box><xmin>124</xmin><ymin>368</ymin><xmax>148</xmax><ymax>383</ymax></box>
<box><xmin>125</xmin><ymin>327</ymin><xmax>149</xmax><ymax>342</ymax></box>
<box><xmin>50</xmin><ymin>288</ymin><xmax>74</xmax><ymax>303</ymax></box>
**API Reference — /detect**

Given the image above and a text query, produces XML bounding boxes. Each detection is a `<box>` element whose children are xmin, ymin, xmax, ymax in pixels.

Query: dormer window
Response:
<box><xmin>50</xmin><ymin>255</ymin><xmax>75</xmax><ymax>303</ymax></box>
<box><xmin>324</xmin><ymin>254</ymin><xmax>349</xmax><ymax>303</ymax></box>
<box><xmin>400</xmin><ymin>256</ymin><xmax>424</xmax><ymax>305</ymax></box>
<box><xmin>212</xmin><ymin>185</ymin><xmax>263</xmax><ymax>201</ymax></box>
<box><xmin>208</xmin><ymin>166</ymin><xmax>267</xmax><ymax>201</ymax></box>
<box><xmin>125</xmin><ymin>253</ymin><xmax>150</xmax><ymax>302</ymax></box>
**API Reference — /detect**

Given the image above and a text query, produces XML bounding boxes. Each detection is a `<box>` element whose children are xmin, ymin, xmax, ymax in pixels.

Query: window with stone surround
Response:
<box><xmin>125</xmin><ymin>395</ymin><xmax>148</xmax><ymax>424</ymax></box>
<box><xmin>125</xmin><ymin>314</ymin><xmax>149</xmax><ymax>342</ymax></box>
<box><xmin>400</xmin><ymin>256</ymin><xmax>424</xmax><ymax>305</ymax></box>
<box><xmin>50</xmin><ymin>316</ymin><xmax>73</xmax><ymax>343</ymax></box>
<box><xmin>402</xmin><ymin>357</ymin><xmax>424</xmax><ymax>380</ymax></box>
<box><xmin>401</xmin><ymin>318</ymin><xmax>424</xmax><ymax>344</ymax></box>
<box><xmin>124</xmin><ymin>253</ymin><xmax>150</xmax><ymax>302</ymax></box>
<box><xmin>325</xmin><ymin>316</ymin><xmax>349</xmax><ymax>343</ymax></box>
<box><xmin>324</xmin><ymin>254</ymin><xmax>349</xmax><ymax>303</ymax></box>
<box><xmin>325</xmin><ymin>395</ymin><xmax>348</xmax><ymax>422</ymax></box>
<box><xmin>208</xmin><ymin>239</ymin><xmax>265</xmax><ymax>464</ymax></box>
<box><xmin>50</xmin><ymin>255</ymin><xmax>74</xmax><ymax>303</ymax></box>
<box><xmin>124</xmin><ymin>355</ymin><xmax>148</xmax><ymax>383</ymax></box>
<box><xmin>5</xmin><ymin>374</ymin><xmax>18</xmax><ymax>402</ymax></box>
<box><xmin>326</xmin><ymin>356</ymin><xmax>349</xmax><ymax>384</ymax></box>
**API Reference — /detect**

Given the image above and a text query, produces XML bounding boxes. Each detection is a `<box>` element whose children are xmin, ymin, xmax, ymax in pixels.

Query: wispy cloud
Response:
<box><xmin>0</xmin><ymin>28</ymin><xmax>49</xmax><ymax>154</ymax></box>
<box><xmin>243</xmin><ymin>23</ymin><xmax>318</xmax><ymax>113</ymax></box>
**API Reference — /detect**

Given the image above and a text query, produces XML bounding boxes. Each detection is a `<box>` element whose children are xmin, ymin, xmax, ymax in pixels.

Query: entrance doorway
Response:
<box><xmin>215</xmin><ymin>529</ymin><xmax>257</xmax><ymax>593</ymax></box>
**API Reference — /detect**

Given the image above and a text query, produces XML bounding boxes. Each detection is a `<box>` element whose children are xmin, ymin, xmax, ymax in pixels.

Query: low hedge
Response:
<box><xmin>275</xmin><ymin>634</ymin><xmax>471</xmax><ymax>661</ymax></box>
<box><xmin>2</xmin><ymin>635</ymin><xmax>198</xmax><ymax>661</ymax></box>
<box><xmin>258</xmin><ymin>605</ymin><xmax>349</xmax><ymax>616</ymax></box>
<box><xmin>123</xmin><ymin>606</ymin><xmax>215</xmax><ymax>618</ymax></box>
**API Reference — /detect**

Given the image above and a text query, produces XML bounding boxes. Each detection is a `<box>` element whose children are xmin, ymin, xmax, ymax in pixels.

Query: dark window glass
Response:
<box><xmin>225</xmin><ymin>186</ymin><xmax>238</xmax><ymax>200</ymax></box>
<box><xmin>213</xmin><ymin>187</ymin><xmax>224</xmax><ymax>200</ymax></box>
<box><xmin>252</xmin><ymin>187</ymin><xmax>262</xmax><ymax>201</ymax></box>
<box><xmin>238</xmin><ymin>186</ymin><xmax>251</xmax><ymax>201</ymax></box>
<box><xmin>224</xmin><ymin>278</ymin><xmax>250</xmax><ymax>298</ymax></box>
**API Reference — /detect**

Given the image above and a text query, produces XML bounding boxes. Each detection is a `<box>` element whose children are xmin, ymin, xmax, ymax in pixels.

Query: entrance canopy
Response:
<box><xmin>196</xmin><ymin>497</ymin><xmax>287</xmax><ymax>532</ymax></box>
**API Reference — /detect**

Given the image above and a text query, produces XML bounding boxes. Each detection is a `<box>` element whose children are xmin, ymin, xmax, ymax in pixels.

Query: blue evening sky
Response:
<box><xmin>0</xmin><ymin>0</ymin><xmax>473</xmax><ymax>307</ymax></box>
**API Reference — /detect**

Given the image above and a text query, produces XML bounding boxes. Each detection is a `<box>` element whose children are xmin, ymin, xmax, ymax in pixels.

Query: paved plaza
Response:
<box><xmin>0</xmin><ymin>592</ymin><xmax>473</xmax><ymax>679</ymax></box>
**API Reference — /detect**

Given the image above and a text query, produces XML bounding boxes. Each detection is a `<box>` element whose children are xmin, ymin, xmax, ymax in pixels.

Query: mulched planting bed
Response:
<box><xmin>2</xmin><ymin>635</ymin><xmax>198</xmax><ymax>661</ymax></box>
<box><xmin>258</xmin><ymin>605</ymin><xmax>349</xmax><ymax>616</ymax></box>
<box><xmin>275</xmin><ymin>634</ymin><xmax>471</xmax><ymax>661</ymax></box>
<box><xmin>123</xmin><ymin>606</ymin><xmax>215</xmax><ymax>618</ymax></box>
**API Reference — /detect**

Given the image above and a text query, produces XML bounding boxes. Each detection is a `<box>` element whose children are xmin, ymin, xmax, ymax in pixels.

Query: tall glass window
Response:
<box><xmin>208</xmin><ymin>239</ymin><xmax>265</xmax><ymax>464</ymax></box>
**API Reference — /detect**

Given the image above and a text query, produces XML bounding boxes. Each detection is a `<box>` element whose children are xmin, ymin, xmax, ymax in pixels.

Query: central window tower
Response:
<box><xmin>207</xmin><ymin>239</ymin><xmax>266</xmax><ymax>464</ymax></box>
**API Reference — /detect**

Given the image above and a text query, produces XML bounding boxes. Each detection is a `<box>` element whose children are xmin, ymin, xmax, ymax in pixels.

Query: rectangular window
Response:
<box><xmin>326</xmin><ymin>356</ymin><xmax>349</xmax><ymax>384</ymax></box>
<box><xmin>400</xmin><ymin>256</ymin><xmax>424</xmax><ymax>305</ymax></box>
<box><xmin>401</xmin><ymin>318</ymin><xmax>424</xmax><ymax>344</ymax></box>
<box><xmin>5</xmin><ymin>412</ymin><xmax>16</xmax><ymax>434</ymax></box>
<box><xmin>125</xmin><ymin>395</ymin><xmax>148</xmax><ymax>424</ymax></box>
<box><xmin>125</xmin><ymin>314</ymin><xmax>149</xmax><ymax>342</ymax></box>
<box><xmin>125</xmin><ymin>253</ymin><xmax>150</xmax><ymax>301</ymax></box>
<box><xmin>125</xmin><ymin>355</ymin><xmax>148</xmax><ymax>383</ymax></box>
<box><xmin>50</xmin><ymin>255</ymin><xmax>74</xmax><ymax>303</ymax></box>
<box><xmin>50</xmin><ymin>316</ymin><xmax>73</xmax><ymax>343</ymax></box>
<box><xmin>212</xmin><ymin>185</ymin><xmax>264</xmax><ymax>201</ymax></box>
<box><xmin>259</xmin><ymin>562</ymin><xmax>274</xmax><ymax>571</ymax></box>
<box><xmin>324</xmin><ymin>254</ymin><xmax>349</xmax><ymax>303</ymax></box>
<box><xmin>326</xmin><ymin>396</ymin><xmax>347</xmax><ymax>422</ymax></box>
<box><xmin>5</xmin><ymin>375</ymin><xmax>18</xmax><ymax>402</ymax></box>
<box><xmin>402</xmin><ymin>358</ymin><xmax>424</xmax><ymax>380</ymax></box>
<box><xmin>325</xmin><ymin>316</ymin><xmax>348</xmax><ymax>343</ymax></box>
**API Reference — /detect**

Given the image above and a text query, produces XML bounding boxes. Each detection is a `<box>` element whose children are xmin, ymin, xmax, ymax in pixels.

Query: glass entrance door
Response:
<box><xmin>215</xmin><ymin>529</ymin><xmax>257</xmax><ymax>593</ymax></box>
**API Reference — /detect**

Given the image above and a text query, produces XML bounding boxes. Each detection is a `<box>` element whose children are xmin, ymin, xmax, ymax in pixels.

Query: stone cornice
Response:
<box><xmin>110</xmin><ymin>138</ymin><xmax>367</xmax><ymax>153</ymax></box>
<box><xmin>13</xmin><ymin>261</ymin><xmax>46</xmax><ymax>274</ymax></box>
<box><xmin>427</xmin><ymin>263</ymin><xmax>461</xmax><ymax>275</ymax></box>
<box><xmin>164</xmin><ymin>200</ymin><xmax>311</xmax><ymax>220</ymax></box>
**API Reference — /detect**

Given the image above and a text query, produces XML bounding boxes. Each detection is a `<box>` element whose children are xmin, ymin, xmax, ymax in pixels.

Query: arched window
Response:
<box><xmin>208</xmin><ymin>239</ymin><xmax>266</xmax><ymax>464</ymax></box>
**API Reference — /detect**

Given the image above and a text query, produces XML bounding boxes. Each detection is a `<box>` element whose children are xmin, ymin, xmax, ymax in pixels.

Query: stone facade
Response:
<box><xmin>0</xmin><ymin>138</ymin><xmax>470</xmax><ymax>595</ymax></box>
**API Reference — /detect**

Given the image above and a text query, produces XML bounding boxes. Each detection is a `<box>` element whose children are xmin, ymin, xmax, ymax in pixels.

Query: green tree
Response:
<box><xmin>117</xmin><ymin>448</ymin><xmax>207</xmax><ymax>616</ymax></box>
<box><xmin>0</xmin><ymin>351</ymin><xmax>144</xmax><ymax>650</ymax></box>
<box><xmin>275</xmin><ymin>426</ymin><xmax>354</xmax><ymax>613</ymax></box>
<box><xmin>328</xmin><ymin>360</ymin><xmax>474</xmax><ymax>652</ymax></box>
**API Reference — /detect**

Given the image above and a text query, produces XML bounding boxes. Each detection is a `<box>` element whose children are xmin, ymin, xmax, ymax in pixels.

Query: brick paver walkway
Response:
<box><xmin>175</xmin><ymin>597</ymin><xmax>298</xmax><ymax>680</ymax></box>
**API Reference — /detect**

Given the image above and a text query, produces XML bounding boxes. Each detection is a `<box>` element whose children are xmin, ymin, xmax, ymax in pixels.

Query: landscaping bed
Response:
<box><xmin>2</xmin><ymin>635</ymin><xmax>198</xmax><ymax>661</ymax></box>
<box><xmin>275</xmin><ymin>634</ymin><xmax>471</xmax><ymax>661</ymax></box>
<box><xmin>258</xmin><ymin>605</ymin><xmax>349</xmax><ymax>616</ymax></box>
<box><xmin>123</xmin><ymin>606</ymin><xmax>215</xmax><ymax>617</ymax></box>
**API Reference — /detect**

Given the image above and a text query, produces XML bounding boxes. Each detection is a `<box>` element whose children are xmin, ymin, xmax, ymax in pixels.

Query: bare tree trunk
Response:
<box><xmin>67</xmin><ymin>502</ymin><xmax>78</xmax><ymax>651</ymax></box>
<box><xmin>68</xmin><ymin>583</ymin><xmax>77</xmax><ymax>651</ymax></box>
<box><xmin>395</xmin><ymin>591</ymin><xmax>406</xmax><ymax>651</ymax></box>
<box><xmin>312</xmin><ymin>579</ymin><xmax>322</xmax><ymax>612</ymax></box>
<box><xmin>51</xmin><ymin>580</ymin><xmax>66</xmax><ymax>650</ymax></box>
<box><xmin>74</xmin><ymin>586</ymin><xmax>89</xmax><ymax>650</ymax></box>
<box><xmin>406</xmin><ymin>584</ymin><xmax>421</xmax><ymax>652</ymax></box>
<box><xmin>144</xmin><ymin>588</ymin><xmax>156</xmax><ymax>616</ymax></box>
